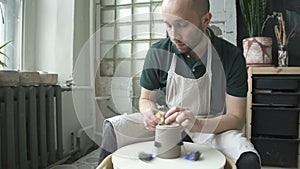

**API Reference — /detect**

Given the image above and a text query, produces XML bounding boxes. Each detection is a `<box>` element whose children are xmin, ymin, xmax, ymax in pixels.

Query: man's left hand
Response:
<box><xmin>164</xmin><ymin>106</ymin><xmax>198</xmax><ymax>132</ymax></box>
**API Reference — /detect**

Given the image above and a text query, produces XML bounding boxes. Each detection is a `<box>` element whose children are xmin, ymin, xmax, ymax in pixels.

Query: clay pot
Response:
<box><xmin>155</xmin><ymin>123</ymin><xmax>183</xmax><ymax>159</ymax></box>
<box><xmin>242</xmin><ymin>37</ymin><xmax>273</xmax><ymax>65</ymax></box>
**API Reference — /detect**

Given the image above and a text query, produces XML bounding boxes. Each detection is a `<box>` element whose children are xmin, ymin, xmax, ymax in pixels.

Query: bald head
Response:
<box><xmin>162</xmin><ymin>0</ymin><xmax>210</xmax><ymax>17</ymax></box>
<box><xmin>161</xmin><ymin>0</ymin><xmax>212</xmax><ymax>54</ymax></box>
<box><xmin>192</xmin><ymin>0</ymin><xmax>210</xmax><ymax>16</ymax></box>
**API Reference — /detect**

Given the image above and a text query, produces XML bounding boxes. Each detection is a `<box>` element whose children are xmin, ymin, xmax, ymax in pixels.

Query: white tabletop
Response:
<box><xmin>112</xmin><ymin>141</ymin><xmax>226</xmax><ymax>169</ymax></box>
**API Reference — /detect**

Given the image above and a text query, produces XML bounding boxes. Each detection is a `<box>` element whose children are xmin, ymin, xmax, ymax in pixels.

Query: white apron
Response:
<box><xmin>165</xmin><ymin>43</ymin><xmax>258</xmax><ymax>162</ymax></box>
<box><xmin>166</xmin><ymin>47</ymin><xmax>213</xmax><ymax>145</ymax></box>
<box><xmin>106</xmin><ymin>40</ymin><xmax>258</xmax><ymax>163</ymax></box>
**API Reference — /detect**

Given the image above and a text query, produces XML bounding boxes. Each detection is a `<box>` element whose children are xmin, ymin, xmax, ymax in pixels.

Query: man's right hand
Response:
<box><xmin>142</xmin><ymin>109</ymin><xmax>165</xmax><ymax>131</ymax></box>
<box><xmin>139</xmin><ymin>87</ymin><xmax>161</xmax><ymax>130</ymax></box>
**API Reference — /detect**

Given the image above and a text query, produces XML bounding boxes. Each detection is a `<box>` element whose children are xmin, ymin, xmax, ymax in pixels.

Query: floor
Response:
<box><xmin>48</xmin><ymin>149</ymin><xmax>100</xmax><ymax>169</ymax></box>
<box><xmin>72</xmin><ymin>149</ymin><xmax>100</xmax><ymax>169</ymax></box>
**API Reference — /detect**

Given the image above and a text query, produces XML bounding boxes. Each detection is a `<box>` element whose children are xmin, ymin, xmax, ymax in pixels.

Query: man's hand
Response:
<box><xmin>142</xmin><ymin>109</ymin><xmax>165</xmax><ymax>131</ymax></box>
<box><xmin>164</xmin><ymin>106</ymin><xmax>198</xmax><ymax>132</ymax></box>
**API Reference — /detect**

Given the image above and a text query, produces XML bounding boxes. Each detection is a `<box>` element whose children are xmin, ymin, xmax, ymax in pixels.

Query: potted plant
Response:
<box><xmin>0</xmin><ymin>40</ymin><xmax>11</xmax><ymax>67</ymax></box>
<box><xmin>239</xmin><ymin>0</ymin><xmax>273</xmax><ymax>65</ymax></box>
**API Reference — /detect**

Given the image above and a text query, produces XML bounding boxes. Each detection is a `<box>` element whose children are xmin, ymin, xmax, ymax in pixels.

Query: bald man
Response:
<box><xmin>98</xmin><ymin>0</ymin><xmax>261</xmax><ymax>168</ymax></box>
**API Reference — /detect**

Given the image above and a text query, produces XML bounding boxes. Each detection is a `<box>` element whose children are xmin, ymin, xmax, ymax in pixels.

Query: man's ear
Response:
<box><xmin>201</xmin><ymin>12</ymin><xmax>212</xmax><ymax>28</ymax></box>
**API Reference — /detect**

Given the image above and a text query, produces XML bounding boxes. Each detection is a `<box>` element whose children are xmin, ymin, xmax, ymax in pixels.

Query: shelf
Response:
<box><xmin>248</xmin><ymin>66</ymin><xmax>300</xmax><ymax>75</ymax></box>
<box><xmin>246</xmin><ymin>67</ymin><xmax>300</xmax><ymax>139</ymax></box>
<box><xmin>246</xmin><ymin>66</ymin><xmax>300</xmax><ymax>168</ymax></box>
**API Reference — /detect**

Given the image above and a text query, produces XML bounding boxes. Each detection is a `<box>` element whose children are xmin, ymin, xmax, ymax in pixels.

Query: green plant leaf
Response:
<box><xmin>0</xmin><ymin>40</ymin><xmax>12</xmax><ymax>68</ymax></box>
<box><xmin>239</xmin><ymin>0</ymin><xmax>269</xmax><ymax>37</ymax></box>
<box><xmin>0</xmin><ymin>51</ymin><xmax>8</xmax><ymax>58</ymax></box>
<box><xmin>0</xmin><ymin>60</ymin><xmax>7</xmax><ymax>67</ymax></box>
<box><xmin>0</xmin><ymin>40</ymin><xmax>12</xmax><ymax>49</ymax></box>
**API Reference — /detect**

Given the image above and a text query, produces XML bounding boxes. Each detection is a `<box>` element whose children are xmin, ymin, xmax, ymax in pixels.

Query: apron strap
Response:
<box><xmin>206</xmin><ymin>41</ymin><xmax>213</xmax><ymax>77</ymax></box>
<box><xmin>169</xmin><ymin>53</ymin><xmax>177</xmax><ymax>73</ymax></box>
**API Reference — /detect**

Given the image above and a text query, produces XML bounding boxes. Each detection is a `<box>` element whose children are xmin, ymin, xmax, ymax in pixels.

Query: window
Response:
<box><xmin>97</xmin><ymin>0</ymin><xmax>165</xmax><ymax>115</ymax></box>
<box><xmin>0</xmin><ymin>0</ymin><xmax>23</xmax><ymax>70</ymax></box>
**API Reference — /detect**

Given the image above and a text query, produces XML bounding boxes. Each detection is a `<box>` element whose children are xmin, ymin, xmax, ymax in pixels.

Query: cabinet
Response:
<box><xmin>246</xmin><ymin>67</ymin><xmax>300</xmax><ymax>168</ymax></box>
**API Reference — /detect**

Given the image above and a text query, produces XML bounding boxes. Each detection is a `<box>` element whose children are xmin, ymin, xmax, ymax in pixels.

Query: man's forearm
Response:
<box><xmin>139</xmin><ymin>98</ymin><xmax>157</xmax><ymax>113</ymax></box>
<box><xmin>192</xmin><ymin>114</ymin><xmax>244</xmax><ymax>134</ymax></box>
<box><xmin>192</xmin><ymin>94</ymin><xmax>246</xmax><ymax>134</ymax></box>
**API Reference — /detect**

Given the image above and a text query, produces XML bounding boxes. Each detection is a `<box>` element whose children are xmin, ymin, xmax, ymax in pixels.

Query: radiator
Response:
<box><xmin>0</xmin><ymin>85</ymin><xmax>63</xmax><ymax>169</ymax></box>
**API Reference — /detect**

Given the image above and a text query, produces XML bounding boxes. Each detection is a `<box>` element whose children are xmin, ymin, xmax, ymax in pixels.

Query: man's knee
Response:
<box><xmin>103</xmin><ymin>121</ymin><xmax>115</xmax><ymax>137</ymax></box>
<box><xmin>236</xmin><ymin>152</ymin><xmax>261</xmax><ymax>169</ymax></box>
<box><xmin>99</xmin><ymin>121</ymin><xmax>117</xmax><ymax>165</ymax></box>
<box><xmin>101</xmin><ymin>121</ymin><xmax>117</xmax><ymax>149</ymax></box>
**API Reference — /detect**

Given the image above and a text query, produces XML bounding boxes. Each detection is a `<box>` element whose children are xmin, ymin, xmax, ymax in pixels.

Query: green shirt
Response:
<box><xmin>140</xmin><ymin>29</ymin><xmax>248</xmax><ymax>99</ymax></box>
